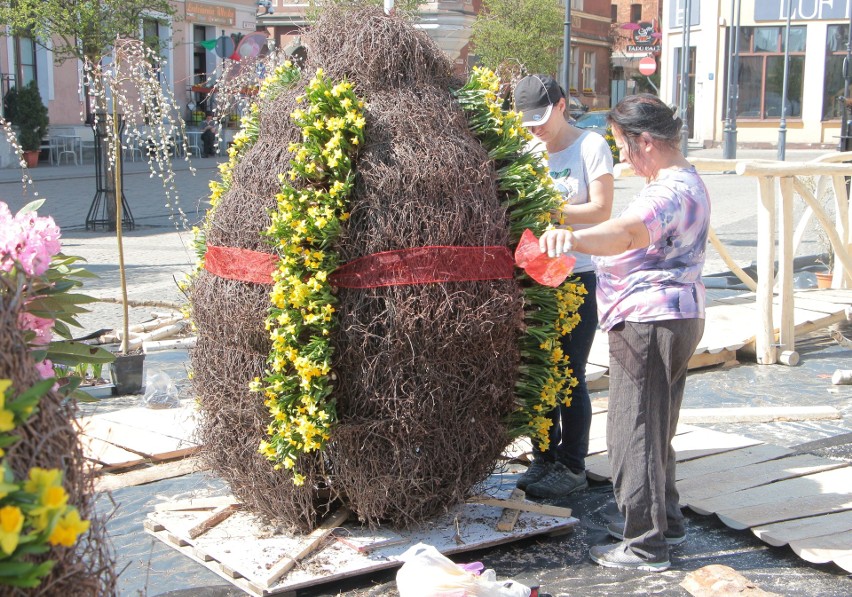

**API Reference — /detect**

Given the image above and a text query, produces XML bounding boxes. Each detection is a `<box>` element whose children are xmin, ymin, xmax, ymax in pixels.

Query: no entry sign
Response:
<box><xmin>638</xmin><ymin>56</ymin><xmax>657</xmax><ymax>76</ymax></box>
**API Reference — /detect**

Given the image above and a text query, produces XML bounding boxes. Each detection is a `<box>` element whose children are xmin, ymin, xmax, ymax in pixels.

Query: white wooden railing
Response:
<box><xmin>616</xmin><ymin>152</ymin><xmax>852</xmax><ymax>365</ymax></box>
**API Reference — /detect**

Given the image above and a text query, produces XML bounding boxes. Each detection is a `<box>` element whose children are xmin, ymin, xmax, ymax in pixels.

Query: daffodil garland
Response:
<box><xmin>251</xmin><ymin>69</ymin><xmax>365</xmax><ymax>485</ymax></box>
<box><xmin>0</xmin><ymin>379</ymin><xmax>89</xmax><ymax>588</ymax></box>
<box><xmin>454</xmin><ymin>67</ymin><xmax>585</xmax><ymax>451</ymax></box>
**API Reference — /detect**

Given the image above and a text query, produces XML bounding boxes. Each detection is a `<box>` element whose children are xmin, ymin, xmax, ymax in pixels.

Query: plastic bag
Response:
<box><xmin>396</xmin><ymin>543</ymin><xmax>530</xmax><ymax>597</ymax></box>
<box><xmin>142</xmin><ymin>370</ymin><xmax>180</xmax><ymax>409</ymax></box>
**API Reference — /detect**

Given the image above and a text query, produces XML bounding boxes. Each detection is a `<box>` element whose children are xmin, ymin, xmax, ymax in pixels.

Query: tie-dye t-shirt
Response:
<box><xmin>593</xmin><ymin>166</ymin><xmax>710</xmax><ymax>332</ymax></box>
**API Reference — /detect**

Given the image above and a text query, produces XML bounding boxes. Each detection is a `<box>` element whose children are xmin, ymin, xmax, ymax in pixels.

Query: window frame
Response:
<box><xmin>735</xmin><ymin>25</ymin><xmax>806</xmax><ymax>121</ymax></box>
<box><xmin>823</xmin><ymin>24</ymin><xmax>849</xmax><ymax>121</ymax></box>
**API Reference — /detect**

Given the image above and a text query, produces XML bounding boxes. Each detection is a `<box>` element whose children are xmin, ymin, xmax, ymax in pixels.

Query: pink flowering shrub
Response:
<box><xmin>0</xmin><ymin>202</ymin><xmax>61</xmax><ymax>277</ymax></box>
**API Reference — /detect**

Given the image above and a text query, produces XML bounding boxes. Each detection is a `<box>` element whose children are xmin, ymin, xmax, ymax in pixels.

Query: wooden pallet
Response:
<box><xmin>146</xmin><ymin>480</ymin><xmax>577</xmax><ymax>596</ymax></box>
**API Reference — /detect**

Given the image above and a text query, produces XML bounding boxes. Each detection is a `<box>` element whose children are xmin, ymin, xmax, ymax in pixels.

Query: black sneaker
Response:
<box><xmin>525</xmin><ymin>462</ymin><xmax>588</xmax><ymax>498</ymax></box>
<box><xmin>606</xmin><ymin>521</ymin><xmax>686</xmax><ymax>545</ymax></box>
<box><xmin>589</xmin><ymin>542</ymin><xmax>670</xmax><ymax>572</ymax></box>
<box><xmin>516</xmin><ymin>459</ymin><xmax>552</xmax><ymax>490</ymax></box>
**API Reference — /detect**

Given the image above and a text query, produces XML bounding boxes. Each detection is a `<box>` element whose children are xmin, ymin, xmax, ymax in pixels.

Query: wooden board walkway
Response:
<box><xmin>77</xmin><ymin>400</ymin><xmax>200</xmax><ymax>473</ymax></box>
<box><xmin>146</xmin><ymin>481</ymin><xmax>577</xmax><ymax>596</ymax></box>
<box><xmin>587</xmin><ymin>287</ymin><xmax>852</xmax><ymax>383</ymax></box>
<box><xmin>581</xmin><ymin>410</ymin><xmax>852</xmax><ymax>573</ymax></box>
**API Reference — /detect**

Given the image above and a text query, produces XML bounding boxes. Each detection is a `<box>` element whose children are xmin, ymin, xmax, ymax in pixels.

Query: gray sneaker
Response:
<box><xmin>606</xmin><ymin>521</ymin><xmax>686</xmax><ymax>545</ymax></box>
<box><xmin>589</xmin><ymin>542</ymin><xmax>670</xmax><ymax>572</ymax></box>
<box><xmin>525</xmin><ymin>462</ymin><xmax>588</xmax><ymax>498</ymax></box>
<box><xmin>516</xmin><ymin>459</ymin><xmax>552</xmax><ymax>490</ymax></box>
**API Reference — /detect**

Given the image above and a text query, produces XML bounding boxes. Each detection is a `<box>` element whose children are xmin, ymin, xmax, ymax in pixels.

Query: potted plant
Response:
<box><xmin>5</xmin><ymin>81</ymin><xmax>49</xmax><ymax>167</ymax></box>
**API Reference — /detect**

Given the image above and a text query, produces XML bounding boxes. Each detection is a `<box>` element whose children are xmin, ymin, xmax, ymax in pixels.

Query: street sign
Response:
<box><xmin>638</xmin><ymin>56</ymin><xmax>657</xmax><ymax>76</ymax></box>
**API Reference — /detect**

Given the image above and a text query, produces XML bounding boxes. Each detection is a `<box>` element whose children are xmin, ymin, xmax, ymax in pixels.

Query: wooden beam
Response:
<box><xmin>260</xmin><ymin>508</ymin><xmax>351</xmax><ymax>588</ymax></box>
<box><xmin>755</xmin><ymin>175</ymin><xmax>777</xmax><ymax>364</ymax></box>
<box><xmin>678</xmin><ymin>406</ymin><xmax>840</xmax><ymax>425</ymax></box>
<box><xmin>188</xmin><ymin>504</ymin><xmax>241</xmax><ymax>539</ymax></box>
<box><xmin>496</xmin><ymin>488</ymin><xmax>526</xmax><ymax>532</ymax></box>
<box><xmin>96</xmin><ymin>457</ymin><xmax>204</xmax><ymax>492</ymax></box>
<box><xmin>467</xmin><ymin>495</ymin><xmax>572</xmax><ymax>519</ymax></box>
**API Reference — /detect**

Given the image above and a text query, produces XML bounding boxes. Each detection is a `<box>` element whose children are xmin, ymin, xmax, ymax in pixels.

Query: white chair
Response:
<box><xmin>123</xmin><ymin>136</ymin><xmax>143</xmax><ymax>162</ymax></box>
<box><xmin>75</xmin><ymin>126</ymin><xmax>95</xmax><ymax>163</ymax></box>
<box><xmin>53</xmin><ymin>135</ymin><xmax>78</xmax><ymax>165</ymax></box>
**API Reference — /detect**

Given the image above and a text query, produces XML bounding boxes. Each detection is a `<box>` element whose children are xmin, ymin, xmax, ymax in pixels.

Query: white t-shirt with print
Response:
<box><xmin>545</xmin><ymin>130</ymin><xmax>614</xmax><ymax>273</ymax></box>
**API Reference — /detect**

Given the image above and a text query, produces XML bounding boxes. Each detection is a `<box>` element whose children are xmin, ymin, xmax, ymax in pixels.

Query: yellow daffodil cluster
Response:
<box><xmin>455</xmin><ymin>67</ymin><xmax>584</xmax><ymax>451</ymax></box>
<box><xmin>254</xmin><ymin>69</ymin><xmax>365</xmax><ymax>485</ymax></box>
<box><xmin>0</xmin><ymin>379</ymin><xmax>90</xmax><ymax>588</ymax></box>
<box><xmin>603</xmin><ymin>127</ymin><xmax>620</xmax><ymax>163</ymax></box>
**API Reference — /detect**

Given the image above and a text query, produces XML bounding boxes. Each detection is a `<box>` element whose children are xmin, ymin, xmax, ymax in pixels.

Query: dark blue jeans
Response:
<box><xmin>533</xmin><ymin>270</ymin><xmax>597</xmax><ymax>473</ymax></box>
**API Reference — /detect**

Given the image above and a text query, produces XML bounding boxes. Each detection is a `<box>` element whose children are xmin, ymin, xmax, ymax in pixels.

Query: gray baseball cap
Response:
<box><xmin>514</xmin><ymin>74</ymin><xmax>564</xmax><ymax>126</ymax></box>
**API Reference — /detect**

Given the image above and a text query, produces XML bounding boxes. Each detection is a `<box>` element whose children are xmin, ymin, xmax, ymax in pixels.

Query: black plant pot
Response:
<box><xmin>111</xmin><ymin>353</ymin><xmax>145</xmax><ymax>396</ymax></box>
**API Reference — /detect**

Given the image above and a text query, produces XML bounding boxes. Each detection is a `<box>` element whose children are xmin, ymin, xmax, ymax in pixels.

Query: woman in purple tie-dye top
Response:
<box><xmin>538</xmin><ymin>94</ymin><xmax>710</xmax><ymax>572</ymax></box>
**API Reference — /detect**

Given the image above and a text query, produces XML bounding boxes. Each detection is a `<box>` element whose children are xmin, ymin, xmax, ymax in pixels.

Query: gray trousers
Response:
<box><xmin>606</xmin><ymin>318</ymin><xmax>704</xmax><ymax>562</ymax></box>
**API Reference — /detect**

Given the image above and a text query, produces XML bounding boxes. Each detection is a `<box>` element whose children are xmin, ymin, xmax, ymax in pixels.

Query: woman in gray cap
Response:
<box><xmin>513</xmin><ymin>74</ymin><xmax>614</xmax><ymax>499</ymax></box>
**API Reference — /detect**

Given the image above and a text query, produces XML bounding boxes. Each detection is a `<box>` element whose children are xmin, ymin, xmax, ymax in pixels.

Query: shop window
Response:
<box><xmin>736</xmin><ymin>26</ymin><xmax>805</xmax><ymax>120</ymax></box>
<box><xmin>823</xmin><ymin>24</ymin><xmax>849</xmax><ymax>120</ymax></box>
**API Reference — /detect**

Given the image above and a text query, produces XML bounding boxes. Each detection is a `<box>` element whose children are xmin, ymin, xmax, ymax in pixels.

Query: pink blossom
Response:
<box><xmin>18</xmin><ymin>312</ymin><xmax>54</xmax><ymax>346</ymax></box>
<box><xmin>34</xmin><ymin>358</ymin><xmax>54</xmax><ymax>380</ymax></box>
<box><xmin>0</xmin><ymin>201</ymin><xmax>61</xmax><ymax>276</ymax></box>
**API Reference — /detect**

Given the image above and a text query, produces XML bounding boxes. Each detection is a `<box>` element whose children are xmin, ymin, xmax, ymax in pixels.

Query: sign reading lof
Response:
<box><xmin>186</xmin><ymin>1</ymin><xmax>236</xmax><ymax>27</ymax></box>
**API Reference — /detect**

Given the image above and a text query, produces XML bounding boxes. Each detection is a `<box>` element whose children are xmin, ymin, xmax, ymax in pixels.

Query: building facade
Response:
<box><xmin>564</xmin><ymin>0</ymin><xmax>614</xmax><ymax>109</ymax></box>
<box><xmin>1</xmin><ymin>0</ymin><xmax>261</xmax><ymax>127</ymax></box>
<box><xmin>661</xmin><ymin>0</ymin><xmax>851</xmax><ymax>149</ymax></box>
<box><xmin>610</xmin><ymin>0</ymin><xmax>662</xmax><ymax>106</ymax></box>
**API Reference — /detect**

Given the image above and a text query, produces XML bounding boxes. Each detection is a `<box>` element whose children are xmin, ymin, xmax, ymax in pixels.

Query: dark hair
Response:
<box><xmin>607</xmin><ymin>94</ymin><xmax>682</xmax><ymax>155</ymax></box>
<box><xmin>205</xmin><ymin>111</ymin><xmax>214</xmax><ymax>117</ymax></box>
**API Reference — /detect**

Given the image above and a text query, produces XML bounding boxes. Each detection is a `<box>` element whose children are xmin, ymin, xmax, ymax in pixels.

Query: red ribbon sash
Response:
<box><xmin>203</xmin><ymin>230</ymin><xmax>573</xmax><ymax>289</ymax></box>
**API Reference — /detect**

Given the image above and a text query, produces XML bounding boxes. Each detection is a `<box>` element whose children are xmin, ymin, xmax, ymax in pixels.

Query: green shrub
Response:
<box><xmin>6</xmin><ymin>81</ymin><xmax>49</xmax><ymax>151</ymax></box>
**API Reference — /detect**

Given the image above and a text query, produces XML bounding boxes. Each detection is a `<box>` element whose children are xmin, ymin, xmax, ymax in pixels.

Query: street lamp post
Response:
<box><xmin>562</xmin><ymin>0</ymin><xmax>572</xmax><ymax>93</ymax></box>
<box><xmin>722</xmin><ymin>0</ymin><xmax>742</xmax><ymax>159</ymax></box>
<box><xmin>777</xmin><ymin>0</ymin><xmax>793</xmax><ymax>160</ymax></box>
<box><xmin>679</xmin><ymin>0</ymin><xmax>693</xmax><ymax>156</ymax></box>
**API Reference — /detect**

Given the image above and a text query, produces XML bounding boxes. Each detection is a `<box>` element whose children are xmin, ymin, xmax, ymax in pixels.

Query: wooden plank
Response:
<box><xmin>495</xmin><ymin>488</ymin><xmax>525</xmax><ymax>532</ymax></box>
<box><xmin>79</xmin><ymin>434</ymin><xmax>144</xmax><ymax>469</ymax></box>
<box><xmin>751</xmin><ymin>510</ymin><xmax>852</xmax><ymax>547</ymax></box>
<box><xmin>678</xmin><ymin>406</ymin><xmax>840</xmax><ymax>425</ymax></box>
<box><xmin>691</xmin><ymin>466</ymin><xmax>851</xmax><ymax>516</ymax></box>
<box><xmin>92</xmin><ymin>400</ymin><xmax>198</xmax><ymax>441</ymax></box>
<box><xmin>790</xmin><ymin>532</ymin><xmax>852</xmax><ymax>565</ymax></box>
<box><xmin>695</xmin><ymin>469</ymin><xmax>852</xmax><ymax>529</ymax></box>
<box><xmin>156</xmin><ymin>495</ymin><xmax>239</xmax><ymax>513</ymax></box>
<box><xmin>261</xmin><ymin>508</ymin><xmax>351</xmax><ymax>588</ymax></box>
<box><xmin>833</xmin><ymin>553</ymin><xmax>852</xmax><ymax>574</ymax></box>
<box><xmin>671</xmin><ymin>428</ymin><xmax>763</xmax><ymax>462</ymax></box>
<box><xmin>687</xmin><ymin>349</ymin><xmax>738</xmax><ymax>370</ymax></box>
<box><xmin>95</xmin><ymin>456</ymin><xmax>203</xmax><ymax>492</ymax></box>
<box><xmin>79</xmin><ymin>417</ymin><xmax>198</xmax><ymax>462</ymax></box>
<box><xmin>715</xmin><ymin>488</ymin><xmax>852</xmax><ymax>531</ymax></box>
<box><xmin>586</xmin><ymin>428</ymin><xmax>763</xmax><ymax>483</ymax></box>
<box><xmin>675</xmin><ymin>444</ymin><xmax>792</xmax><ymax>481</ymax></box>
<box><xmin>678</xmin><ymin>454</ymin><xmax>846</xmax><ymax>504</ymax></box>
<box><xmin>467</xmin><ymin>495</ymin><xmax>571</xmax><ymax>519</ymax></box>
